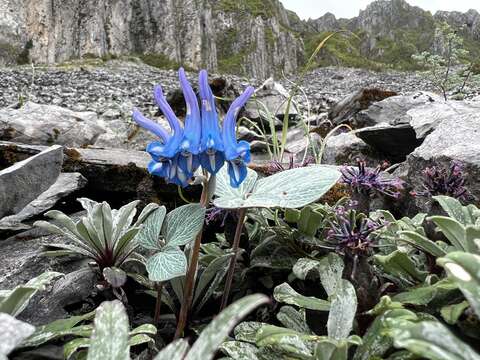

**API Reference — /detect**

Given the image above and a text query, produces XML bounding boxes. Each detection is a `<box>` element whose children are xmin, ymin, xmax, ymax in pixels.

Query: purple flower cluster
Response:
<box><xmin>411</xmin><ymin>160</ymin><xmax>473</xmax><ymax>202</ymax></box>
<box><xmin>327</xmin><ymin>206</ymin><xmax>384</xmax><ymax>254</ymax></box>
<box><xmin>340</xmin><ymin>160</ymin><xmax>403</xmax><ymax>198</ymax></box>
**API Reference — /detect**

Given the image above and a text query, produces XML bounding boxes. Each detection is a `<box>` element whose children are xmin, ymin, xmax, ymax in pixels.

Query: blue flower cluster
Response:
<box><xmin>133</xmin><ymin>68</ymin><xmax>254</xmax><ymax>188</ymax></box>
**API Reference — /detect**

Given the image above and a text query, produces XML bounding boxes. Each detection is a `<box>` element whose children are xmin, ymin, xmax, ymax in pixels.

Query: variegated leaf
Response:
<box><xmin>0</xmin><ymin>313</ymin><xmax>35</xmax><ymax>358</ymax></box>
<box><xmin>136</xmin><ymin>206</ymin><xmax>167</xmax><ymax>250</ymax></box>
<box><xmin>86</xmin><ymin>301</ymin><xmax>130</xmax><ymax>360</ymax></box>
<box><xmin>164</xmin><ymin>204</ymin><xmax>206</xmax><ymax>248</ymax></box>
<box><xmin>213</xmin><ymin>166</ymin><xmax>340</xmax><ymax>209</ymax></box>
<box><xmin>146</xmin><ymin>247</ymin><xmax>187</xmax><ymax>282</ymax></box>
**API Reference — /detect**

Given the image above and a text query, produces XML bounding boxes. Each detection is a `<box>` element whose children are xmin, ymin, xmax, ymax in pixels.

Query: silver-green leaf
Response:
<box><xmin>273</xmin><ymin>283</ymin><xmax>330</xmax><ymax>311</ymax></box>
<box><xmin>0</xmin><ymin>313</ymin><xmax>35</xmax><ymax>358</ymax></box>
<box><xmin>185</xmin><ymin>294</ymin><xmax>269</xmax><ymax>360</ymax></box>
<box><xmin>214</xmin><ymin>166</ymin><xmax>341</xmax><ymax>209</ymax></box>
<box><xmin>164</xmin><ymin>204</ymin><xmax>206</xmax><ymax>248</ymax></box>
<box><xmin>87</xmin><ymin>300</ymin><xmax>130</xmax><ymax>360</ymax></box>
<box><xmin>136</xmin><ymin>206</ymin><xmax>167</xmax><ymax>251</ymax></box>
<box><xmin>327</xmin><ymin>280</ymin><xmax>357</xmax><ymax>340</ymax></box>
<box><xmin>146</xmin><ymin>247</ymin><xmax>188</xmax><ymax>282</ymax></box>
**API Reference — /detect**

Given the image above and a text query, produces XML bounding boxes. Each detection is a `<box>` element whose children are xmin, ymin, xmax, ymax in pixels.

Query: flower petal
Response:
<box><xmin>179</xmin><ymin>68</ymin><xmax>201</xmax><ymax>153</ymax></box>
<box><xmin>227</xmin><ymin>160</ymin><xmax>248</xmax><ymax>188</ymax></box>
<box><xmin>199</xmin><ymin>70</ymin><xmax>223</xmax><ymax>153</ymax></box>
<box><xmin>222</xmin><ymin>86</ymin><xmax>254</xmax><ymax>159</ymax></box>
<box><xmin>132</xmin><ymin>108</ymin><xmax>170</xmax><ymax>142</ymax></box>
<box><xmin>200</xmin><ymin>150</ymin><xmax>225</xmax><ymax>175</ymax></box>
<box><xmin>147</xmin><ymin>159</ymin><xmax>169</xmax><ymax>178</ymax></box>
<box><xmin>154</xmin><ymin>85</ymin><xmax>184</xmax><ymax>142</ymax></box>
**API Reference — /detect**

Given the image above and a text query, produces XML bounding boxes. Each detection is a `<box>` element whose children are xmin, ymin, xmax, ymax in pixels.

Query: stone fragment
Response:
<box><xmin>0</xmin><ymin>173</ymin><xmax>87</xmax><ymax>231</ymax></box>
<box><xmin>0</xmin><ymin>145</ymin><xmax>63</xmax><ymax>218</ymax></box>
<box><xmin>0</xmin><ymin>102</ymin><xmax>105</xmax><ymax>147</ymax></box>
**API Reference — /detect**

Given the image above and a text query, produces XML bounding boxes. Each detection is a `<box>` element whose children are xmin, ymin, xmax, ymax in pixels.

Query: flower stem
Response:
<box><xmin>174</xmin><ymin>176</ymin><xmax>211</xmax><ymax>339</ymax></box>
<box><xmin>153</xmin><ymin>282</ymin><xmax>164</xmax><ymax>325</ymax></box>
<box><xmin>219</xmin><ymin>208</ymin><xmax>247</xmax><ymax>311</ymax></box>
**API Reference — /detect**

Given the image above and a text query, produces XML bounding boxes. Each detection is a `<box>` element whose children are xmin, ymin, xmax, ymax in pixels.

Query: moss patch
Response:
<box><xmin>138</xmin><ymin>53</ymin><xmax>180</xmax><ymax>70</ymax></box>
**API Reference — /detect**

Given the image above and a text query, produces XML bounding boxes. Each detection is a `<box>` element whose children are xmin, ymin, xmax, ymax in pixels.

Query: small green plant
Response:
<box><xmin>135</xmin><ymin>204</ymin><xmax>205</xmax><ymax>323</ymax></box>
<box><xmin>399</xmin><ymin>195</ymin><xmax>480</xmax><ymax>258</ymax></box>
<box><xmin>412</xmin><ymin>22</ymin><xmax>480</xmax><ymax>100</ymax></box>
<box><xmin>35</xmin><ymin>198</ymin><xmax>159</xmax><ymax>272</ymax></box>
<box><xmin>62</xmin><ymin>300</ymin><xmax>156</xmax><ymax>360</ymax></box>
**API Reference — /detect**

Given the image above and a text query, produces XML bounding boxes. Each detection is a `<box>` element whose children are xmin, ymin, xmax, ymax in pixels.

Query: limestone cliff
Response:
<box><xmin>0</xmin><ymin>0</ymin><xmax>303</xmax><ymax>78</ymax></box>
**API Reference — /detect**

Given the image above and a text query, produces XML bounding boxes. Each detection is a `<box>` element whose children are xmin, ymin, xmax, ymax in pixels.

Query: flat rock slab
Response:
<box><xmin>0</xmin><ymin>172</ymin><xmax>87</xmax><ymax>231</ymax></box>
<box><xmin>0</xmin><ymin>102</ymin><xmax>105</xmax><ymax>147</ymax></box>
<box><xmin>0</xmin><ymin>141</ymin><xmax>201</xmax><ymax>206</ymax></box>
<box><xmin>0</xmin><ymin>145</ymin><xmax>63</xmax><ymax>218</ymax></box>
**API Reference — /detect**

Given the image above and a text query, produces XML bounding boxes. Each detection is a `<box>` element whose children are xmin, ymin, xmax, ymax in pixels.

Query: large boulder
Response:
<box><xmin>356</xmin><ymin>91</ymin><xmax>443</xmax><ymax>128</ymax></box>
<box><xmin>0</xmin><ymin>172</ymin><xmax>87</xmax><ymax>231</ymax></box>
<box><xmin>328</xmin><ymin>88</ymin><xmax>398</xmax><ymax>126</ymax></box>
<box><xmin>396</xmin><ymin>100</ymin><xmax>480</xmax><ymax>213</ymax></box>
<box><xmin>355</xmin><ymin>92</ymin><xmax>453</xmax><ymax>161</ymax></box>
<box><xmin>322</xmin><ymin>132</ymin><xmax>383</xmax><ymax>166</ymax></box>
<box><xmin>0</xmin><ymin>102</ymin><xmax>105</xmax><ymax>147</ymax></box>
<box><xmin>0</xmin><ymin>145</ymin><xmax>63</xmax><ymax>218</ymax></box>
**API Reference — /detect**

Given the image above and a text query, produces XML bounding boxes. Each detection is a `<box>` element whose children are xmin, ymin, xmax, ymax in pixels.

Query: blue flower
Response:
<box><xmin>133</xmin><ymin>68</ymin><xmax>254</xmax><ymax>188</ymax></box>
<box><xmin>198</xmin><ymin>70</ymin><xmax>225</xmax><ymax>174</ymax></box>
<box><xmin>177</xmin><ymin>68</ymin><xmax>201</xmax><ymax>177</ymax></box>
<box><xmin>222</xmin><ymin>86</ymin><xmax>254</xmax><ymax>187</ymax></box>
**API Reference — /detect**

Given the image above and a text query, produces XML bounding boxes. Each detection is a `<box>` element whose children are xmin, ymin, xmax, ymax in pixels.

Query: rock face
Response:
<box><xmin>0</xmin><ymin>145</ymin><xmax>63</xmax><ymax>218</ymax></box>
<box><xmin>434</xmin><ymin>10</ymin><xmax>480</xmax><ymax>40</ymax></box>
<box><xmin>0</xmin><ymin>102</ymin><xmax>106</xmax><ymax>147</ymax></box>
<box><xmin>356</xmin><ymin>92</ymin><xmax>443</xmax><ymax>128</ymax></box>
<box><xmin>0</xmin><ymin>0</ymin><xmax>303</xmax><ymax>79</ymax></box>
<box><xmin>397</xmin><ymin>100</ymin><xmax>480</xmax><ymax>212</ymax></box>
<box><xmin>328</xmin><ymin>88</ymin><xmax>398</xmax><ymax>126</ymax></box>
<box><xmin>0</xmin><ymin>172</ymin><xmax>87</xmax><ymax>231</ymax></box>
<box><xmin>354</xmin><ymin>92</ymin><xmax>445</xmax><ymax>161</ymax></box>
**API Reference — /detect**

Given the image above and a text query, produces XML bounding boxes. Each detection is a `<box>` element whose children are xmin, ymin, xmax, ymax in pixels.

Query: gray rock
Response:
<box><xmin>397</xmin><ymin>101</ymin><xmax>480</xmax><ymax>213</ymax></box>
<box><xmin>282</xmin><ymin>127</ymin><xmax>321</xmax><ymax>162</ymax></box>
<box><xmin>0</xmin><ymin>173</ymin><xmax>87</xmax><ymax>231</ymax></box>
<box><xmin>0</xmin><ymin>230</ymin><xmax>85</xmax><ymax>290</ymax></box>
<box><xmin>0</xmin><ymin>141</ymin><xmax>201</xmax><ymax>207</ymax></box>
<box><xmin>356</xmin><ymin>124</ymin><xmax>423</xmax><ymax>162</ymax></box>
<box><xmin>0</xmin><ymin>102</ymin><xmax>105</xmax><ymax>147</ymax></box>
<box><xmin>237</xmin><ymin>126</ymin><xmax>263</xmax><ymax>142</ymax></box>
<box><xmin>0</xmin><ymin>145</ymin><xmax>63</xmax><ymax>218</ymax></box>
<box><xmin>329</xmin><ymin>88</ymin><xmax>398</xmax><ymax>126</ymax></box>
<box><xmin>354</xmin><ymin>92</ymin><xmax>449</xmax><ymax>161</ymax></box>
<box><xmin>356</xmin><ymin>92</ymin><xmax>443</xmax><ymax>128</ymax></box>
<box><xmin>18</xmin><ymin>268</ymin><xmax>96</xmax><ymax>326</ymax></box>
<box><xmin>322</xmin><ymin>132</ymin><xmax>382</xmax><ymax>166</ymax></box>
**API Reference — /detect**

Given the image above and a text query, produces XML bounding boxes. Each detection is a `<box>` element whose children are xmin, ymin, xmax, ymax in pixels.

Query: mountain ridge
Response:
<box><xmin>0</xmin><ymin>0</ymin><xmax>479</xmax><ymax>77</ymax></box>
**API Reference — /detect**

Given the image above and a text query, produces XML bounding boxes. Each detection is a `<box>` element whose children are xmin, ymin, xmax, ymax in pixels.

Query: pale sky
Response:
<box><xmin>280</xmin><ymin>0</ymin><xmax>480</xmax><ymax>20</ymax></box>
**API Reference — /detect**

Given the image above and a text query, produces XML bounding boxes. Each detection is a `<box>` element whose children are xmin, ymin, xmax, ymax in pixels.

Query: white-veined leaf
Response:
<box><xmin>136</xmin><ymin>206</ymin><xmax>167</xmax><ymax>250</ymax></box>
<box><xmin>213</xmin><ymin>165</ymin><xmax>340</xmax><ymax>209</ymax></box>
<box><xmin>164</xmin><ymin>204</ymin><xmax>206</xmax><ymax>248</ymax></box>
<box><xmin>146</xmin><ymin>247</ymin><xmax>188</xmax><ymax>282</ymax></box>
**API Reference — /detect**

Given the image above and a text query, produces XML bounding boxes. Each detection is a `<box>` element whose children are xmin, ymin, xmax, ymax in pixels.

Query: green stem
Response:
<box><xmin>219</xmin><ymin>208</ymin><xmax>247</xmax><ymax>311</ymax></box>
